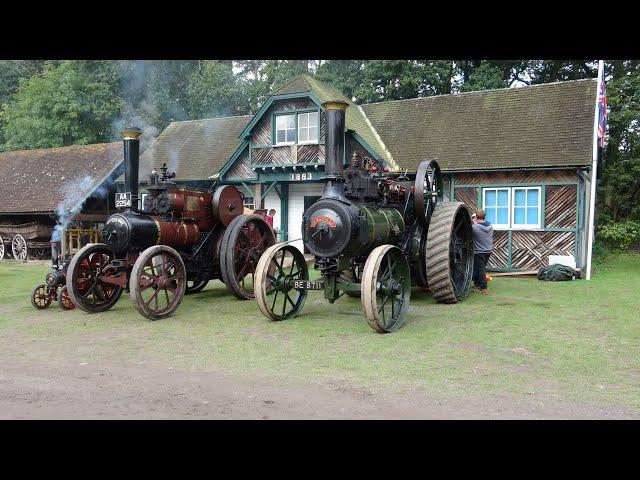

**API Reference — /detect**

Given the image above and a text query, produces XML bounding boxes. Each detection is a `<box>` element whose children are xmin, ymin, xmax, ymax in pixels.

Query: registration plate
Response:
<box><xmin>115</xmin><ymin>192</ymin><xmax>132</xmax><ymax>208</ymax></box>
<box><xmin>293</xmin><ymin>280</ymin><xmax>324</xmax><ymax>290</ymax></box>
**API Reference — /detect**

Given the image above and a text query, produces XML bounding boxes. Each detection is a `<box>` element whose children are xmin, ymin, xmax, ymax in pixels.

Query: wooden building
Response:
<box><xmin>0</xmin><ymin>143</ymin><xmax>124</xmax><ymax>260</ymax></box>
<box><xmin>140</xmin><ymin>75</ymin><xmax>599</xmax><ymax>272</ymax></box>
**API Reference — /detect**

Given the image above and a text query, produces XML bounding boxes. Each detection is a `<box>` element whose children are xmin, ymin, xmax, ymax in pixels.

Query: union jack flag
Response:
<box><xmin>598</xmin><ymin>64</ymin><xmax>608</xmax><ymax>148</ymax></box>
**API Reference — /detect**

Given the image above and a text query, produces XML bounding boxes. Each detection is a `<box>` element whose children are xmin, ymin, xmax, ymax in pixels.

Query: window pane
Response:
<box><xmin>299</xmin><ymin>114</ymin><xmax>308</xmax><ymax>127</ymax></box>
<box><xmin>497</xmin><ymin>190</ymin><xmax>509</xmax><ymax>207</ymax></box>
<box><xmin>308</xmin><ymin>125</ymin><xmax>318</xmax><ymax>141</ymax></box>
<box><xmin>308</xmin><ymin>112</ymin><xmax>318</xmax><ymax>126</ymax></box>
<box><xmin>285</xmin><ymin>115</ymin><xmax>295</xmax><ymax>128</ymax></box>
<box><xmin>527</xmin><ymin>189</ymin><xmax>539</xmax><ymax>207</ymax></box>
<box><xmin>276</xmin><ymin>130</ymin><xmax>285</xmax><ymax>143</ymax></box>
<box><xmin>513</xmin><ymin>206</ymin><xmax>525</xmax><ymax>224</ymax></box>
<box><xmin>486</xmin><ymin>208</ymin><xmax>496</xmax><ymax>224</ymax></box>
<box><xmin>286</xmin><ymin>129</ymin><xmax>296</xmax><ymax>142</ymax></box>
<box><xmin>299</xmin><ymin>128</ymin><xmax>308</xmax><ymax>142</ymax></box>
<box><xmin>276</xmin><ymin>116</ymin><xmax>285</xmax><ymax>129</ymax></box>
<box><xmin>485</xmin><ymin>190</ymin><xmax>496</xmax><ymax>207</ymax></box>
<box><xmin>514</xmin><ymin>189</ymin><xmax>526</xmax><ymax>207</ymax></box>
<box><xmin>497</xmin><ymin>207</ymin><xmax>509</xmax><ymax>225</ymax></box>
<box><xmin>527</xmin><ymin>207</ymin><xmax>538</xmax><ymax>225</ymax></box>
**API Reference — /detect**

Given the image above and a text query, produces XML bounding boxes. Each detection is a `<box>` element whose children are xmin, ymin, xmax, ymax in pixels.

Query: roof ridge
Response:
<box><xmin>0</xmin><ymin>142</ymin><xmax>120</xmax><ymax>157</ymax></box>
<box><xmin>167</xmin><ymin>114</ymin><xmax>253</xmax><ymax>127</ymax></box>
<box><xmin>361</xmin><ymin>77</ymin><xmax>598</xmax><ymax>107</ymax></box>
<box><xmin>355</xmin><ymin>104</ymin><xmax>398</xmax><ymax>171</ymax></box>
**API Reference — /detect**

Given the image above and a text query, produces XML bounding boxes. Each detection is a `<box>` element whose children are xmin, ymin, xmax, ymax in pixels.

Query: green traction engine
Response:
<box><xmin>254</xmin><ymin>100</ymin><xmax>474</xmax><ymax>333</ymax></box>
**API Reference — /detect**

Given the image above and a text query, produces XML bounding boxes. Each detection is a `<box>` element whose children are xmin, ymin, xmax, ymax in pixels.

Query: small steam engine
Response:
<box><xmin>255</xmin><ymin>101</ymin><xmax>474</xmax><ymax>333</ymax></box>
<box><xmin>66</xmin><ymin>128</ymin><xmax>275</xmax><ymax>320</ymax></box>
<box><xmin>30</xmin><ymin>240</ymin><xmax>77</xmax><ymax>310</ymax></box>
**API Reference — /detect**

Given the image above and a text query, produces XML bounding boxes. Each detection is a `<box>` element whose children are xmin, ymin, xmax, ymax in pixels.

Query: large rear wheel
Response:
<box><xmin>220</xmin><ymin>214</ymin><xmax>276</xmax><ymax>300</ymax></box>
<box><xmin>361</xmin><ymin>245</ymin><xmax>412</xmax><ymax>333</ymax></box>
<box><xmin>425</xmin><ymin>201</ymin><xmax>474</xmax><ymax>303</ymax></box>
<box><xmin>66</xmin><ymin>243</ymin><xmax>123</xmax><ymax>313</ymax></box>
<box><xmin>255</xmin><ymin>243</ymin><xmax>308</xmax><ymax>321</ymax></box>
<box><xmin>130</xmin><ymin>245</ymin><xmax>187</xmax><ymax>320</ymax></box>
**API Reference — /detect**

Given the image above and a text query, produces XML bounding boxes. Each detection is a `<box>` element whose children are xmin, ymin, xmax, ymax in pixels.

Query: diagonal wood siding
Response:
<box><xmin>545</xmin><ymin>185</ymin><xmax>577</xmax><ymax>228</ymax></box>
<box><xmin>511</xmin><ymin>231</ymin><xmax>575</xmax><ymax>270</ymax></box>
<box><xmin>455</xmin><ymin>187</ymin><xmax>478</xmax><ymax>210</ymax></box>
<box><xmin>487</xmin><ymin>231</ymin><xmax>509</xmax><ymax>268</ymax></box>
<box><xmin>225</xmin><ymin>147</ymin><xmax>254</xmax><ymax>180</ymax></box>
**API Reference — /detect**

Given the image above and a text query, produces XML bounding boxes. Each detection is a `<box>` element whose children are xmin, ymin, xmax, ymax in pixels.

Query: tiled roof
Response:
<box><xmin>138</xmin><ymin>115</ymin><xmax>252</xmax><ymax>181</ymax></box>
<box><xmin>0</xmin><ymin>143</ymin><xmax>123</xmax><ymax>214</ymax></box>
<box><xmin>360</xmin><ymin>79</ymin><xmax>597</xmax><ymax>172</ymax></box>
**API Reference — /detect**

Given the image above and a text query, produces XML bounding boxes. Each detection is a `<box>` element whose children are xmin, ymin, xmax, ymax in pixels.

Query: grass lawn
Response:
<box><xmin>1</xmin><ymin>251</ymin><xmax>639</xmax><ymax>413</ymax></box>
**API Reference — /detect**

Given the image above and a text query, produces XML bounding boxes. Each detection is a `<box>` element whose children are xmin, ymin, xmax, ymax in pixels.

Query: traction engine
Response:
<box><xmin>66</xmin><ymin>128</ymin><xmax>275</xmax><ymax>320</ymax></box>
<box><xmin>254</xmin><ymin>101</ymin><xmax>474</xmax><ymax>333</ymax></box>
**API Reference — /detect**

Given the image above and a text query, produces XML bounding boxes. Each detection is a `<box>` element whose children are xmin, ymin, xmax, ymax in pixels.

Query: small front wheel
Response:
<box><xmin>57</xmin><ymin>285</ymin><xmax>75</xmax><ymax>310</ymax></box>
<box><xmin>255</xmin><ymin>243</ymin><xmax>309</xmax><ymax>321</ymax></box>
<box><xmin>361</xmin><ymin>245</ymin><xmax>412</xmax><ymax>333</ymax></box>
<box><xmin>31</xmin><ymin>284</ymin><xmax>53</xmax><ymax>310</ymax></box>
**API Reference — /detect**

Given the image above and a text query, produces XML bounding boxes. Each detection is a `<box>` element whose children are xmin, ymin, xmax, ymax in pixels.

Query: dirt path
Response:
<box><xmin>1</xmin><ymin>358</ymin><xmax>636</xmax><ymax>419</ymax></box>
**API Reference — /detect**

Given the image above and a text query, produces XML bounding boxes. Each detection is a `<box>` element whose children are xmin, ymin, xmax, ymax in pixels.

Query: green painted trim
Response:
<box><xmin>454</xmin><ymin>181</ymin><xmax>578</xmax><ymax>189</ymax></box>
<box><xmin>261</xmin><ymin>181</ymin><xmax>278</xmax><ymax>201</ymax></box>
<box><xmin>280</xmin><ymin>183</ymin><xmax>289</xmax><ymax>242</ymax></box>
<box><xmin>218</xmin><ymin>141</ymin><xmax>250</xmax><ymax>179</ymax></box>
<box><xmin>238</xmin><ymin>92</ymin><xmax>323</xmax><ymax>140</ymax></box>
<box><xmin>540</xmin><ymin>185</ymin><xmax>546</xmax><ymax>228</ymax></box>
<box><xmin>507</xmin><ymin>230</ymin><xmax>513</xmax><ymax>268</ymax></box>
<box><xmin>351</xmin><ymin>131</ymin><xmax>383</xmax><ymax>163</ymax></box>
<box><xmin>239</xmin><ymin>182</ymin><xmax>255</xmax><ymax>198</ymax></box>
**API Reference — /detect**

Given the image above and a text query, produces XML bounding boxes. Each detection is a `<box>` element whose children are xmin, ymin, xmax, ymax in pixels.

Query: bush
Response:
<box><xmin>597</xmin><ymin>221</ymin><xmax>640</xmax><ymax>250</ymax></box>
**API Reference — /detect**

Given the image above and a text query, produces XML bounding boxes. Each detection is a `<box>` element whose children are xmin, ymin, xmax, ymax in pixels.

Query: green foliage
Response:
<box><xmin>597</xmin><ymin>220</ymin><xmax>640</xmax><ymax>250</ymax></box>
<box><xmin>0</xmin><ymin>61</ymin><xmax>122</xmax><ymax>151</ymax></box>
<box><xmin>186</xmin><ymin>61</ymin><xmax>246</xmax><ymax>118</ymax></box>
<box><xmin>460</xmin><ymin>61</ymin><xmax>508</xmax><ymax>92</ymax></box>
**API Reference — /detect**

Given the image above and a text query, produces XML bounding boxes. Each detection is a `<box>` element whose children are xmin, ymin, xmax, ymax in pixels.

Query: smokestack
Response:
<box><xmin>50</xmin><ymin>240</ymin><xmax>61</xmax><ymax>269</ymax></box>
<box><xmin>122</xmin><ymin>127</ymin><xmax>142</xmax><ymax>212</ymax></box>
<box><xmin>321</xmin><ymin>100</ymin><xmax>348</xmax><ymax>200</ymax></box>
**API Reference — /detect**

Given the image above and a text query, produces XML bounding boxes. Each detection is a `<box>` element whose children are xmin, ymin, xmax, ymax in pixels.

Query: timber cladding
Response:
<box><xmin>225</xmin><ymin>147</ymin><xmax>254</xmax><ymax>180</ymax></box>
<box><xmin>453</xmin><ymin>169</ymin><xmax>576</xmax><ymax>185</ymax></box>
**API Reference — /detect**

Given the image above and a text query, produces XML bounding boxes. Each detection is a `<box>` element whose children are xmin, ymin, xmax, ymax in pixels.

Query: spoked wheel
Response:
<box><xmin>31</xmin><ymin>284</ymin><xmax>53</xmax><ymax>310</ymax></box>
<box><xmin>33</xmin><ymin>248</ymin><xmax>48</xmax><ymax>260</ymax></box>
<box><xmin>185</xmin><ymin>279</ymin><xmax>209</xmax><ymax>294</ymax></box>
<box><xmin>255</xmin><ymin>243</ymin><xmax>309</xmax><ymax>321</ymax></box>
<box><xmin>66</xmin><ymin>243</ymin><xmax>123</xmax><ymax>314</ymax></box>
<box><xmin>57</xmin><ymin>285</ymin><xmax>75</xmax><ymax>310</ymax></box>
<box><xmin>425</xmin><ymin>201</ymin><xmax>474</xmax><ymax>303</ymax></box>
<box><xmin>0</xmin><ymin>235</ymin><xmax>5</xmax><ymax>260</ymax></box>
<box><xmin>130</xmin><ymin>245</ymin><xmax>187</xmax><ymax>320</ymax></box>
<box><xmin>414</xmin><ymin>160</ymin><xmax>443</xmax><ymax>226</ymax></box>
<box><xmin>12</xmin><ymin>234</ymin><xmax>28</xmax><ymax>261</ymax></box>
<box><xmin>220</xmin><ymin>214</ymin><xmax>276</xmax><ymax>300</ymax></box>
<box><xmin>362</xmin><ymin>245</ymin><xmax>412</xmax><ymax>333</ymax></box>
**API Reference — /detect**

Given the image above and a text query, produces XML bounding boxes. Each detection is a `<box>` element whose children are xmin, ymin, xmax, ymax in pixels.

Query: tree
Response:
<box><xmin>459</xmin><ymin>60</ymin><xmax>508</xmax><ymax>92</ymax></box>
<box><xmin>0</xmin><ymin>60</ymin><xmax>122</xmax><ymax>151</ymax></box>
<box><xmin>186</xmin><ymin>60</ymin><xmax>246</xmax><ymax>118</ymax></box>
<box><xmin>315</xmin><ymin>60</ymin><xmax>363</xmax><ymax>100</ymax></box>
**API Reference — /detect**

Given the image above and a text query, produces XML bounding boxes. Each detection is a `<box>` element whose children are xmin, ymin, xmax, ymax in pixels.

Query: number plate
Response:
<box><xmin>293</xmin><ymin>280</ymin><xmax>324</xmax><ymax>290</ymax></box>
<box><xmin>115</xmin><ymin>192</ymin><xmax>132</xmax><ymax>208</ymax></box>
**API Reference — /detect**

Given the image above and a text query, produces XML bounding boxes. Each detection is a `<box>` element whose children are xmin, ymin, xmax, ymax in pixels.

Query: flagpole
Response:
<box><xmin>585</xmin><ymin>59</ymin><xmax>604</xmax><ymax>281</ymax></box>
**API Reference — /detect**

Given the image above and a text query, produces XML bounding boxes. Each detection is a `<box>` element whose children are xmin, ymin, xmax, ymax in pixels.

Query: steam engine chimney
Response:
<box><xmin>321</xmin><ymin>100</ymin><xmax>349</xmax><ymax>201</ymax></box>
<box><xmin>122</xmin><ymin>127</ymin><xmax>142</xmax><ymax>212</ymax></box>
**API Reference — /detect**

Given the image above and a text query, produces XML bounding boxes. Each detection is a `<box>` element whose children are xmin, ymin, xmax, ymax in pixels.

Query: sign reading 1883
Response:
<box><xmin>115</xmin><ymin>192</ymin><xmax>132</xmax><ymax>208</ymax></box>
<box><xmin>290</xmin><ymin>172</ymin><xmax>313</xmax><ymax>181</ymax></box>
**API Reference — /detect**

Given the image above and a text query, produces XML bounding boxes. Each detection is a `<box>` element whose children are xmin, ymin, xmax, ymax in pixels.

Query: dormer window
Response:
<box><xmin>275</xmin><ymin>114</ymin><xmax>296</xmax><ymax>145</ymax></box>
<box><xmin>298</xmin><ymin>112</ymin><xmax>318</xmax><ymax>144</ymax></box>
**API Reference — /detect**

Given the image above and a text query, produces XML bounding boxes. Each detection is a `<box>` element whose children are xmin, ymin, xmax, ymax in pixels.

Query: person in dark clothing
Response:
<box><xmin>471</xmin><ymin>209</ymin><xmax>493</xmax><ymax>294</ymax></box>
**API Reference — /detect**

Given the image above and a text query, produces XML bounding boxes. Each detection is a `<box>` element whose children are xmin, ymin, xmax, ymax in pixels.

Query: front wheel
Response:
<box><xmin>31</xmin><ymin>284</ymin><xmax>53</xmax><ymax>310</ymax></box>
<box><xmin>255</xmin><ymin>243</ymin><xmax>309</xmax><ymax>321</ymax></box>
<box><xmin>361</xmin><ymin>245</ymin><xmax>412</xmax><ymax>333</ymax></box>
<box><xmin>57</xmin><ymin>285</ymin><xmax>75</xmax><ymax>310</ymax></box>
<box><xmin>130</xmin><ymin>245</ymin><xmax>187</xmax><ymax>320</ymax></box>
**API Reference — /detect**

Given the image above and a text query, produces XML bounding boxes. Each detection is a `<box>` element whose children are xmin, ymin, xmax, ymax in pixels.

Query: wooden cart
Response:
<box><xmin>0</xmin><ymin>222</ymin><xmax>52</xmax><ymax>261</ymax></box>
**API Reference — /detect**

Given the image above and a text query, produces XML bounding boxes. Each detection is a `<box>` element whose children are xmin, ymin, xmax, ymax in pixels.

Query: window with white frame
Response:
<box><xmin>297</xmin><ymin>112</ymin><xmax>318</xmax><ymax>144</ymax></box>
<box><xmin>512</xmin><ymin>187</ymin><xmax>541</xmax><ymax>229</ymax></box>
<box><xmin>243</xmin><ymin>196</ymin><xmax>255</xmax><ymax>210</ymax></box>
<box><xmin>275</xmin><ymin>114</ymin><xmax>296</xmax><ymax>145</ymax></box>
<box><xmin>482</xmin><ymin>186</ymin><xmax>541</xmax><ymax>230</ymax></box>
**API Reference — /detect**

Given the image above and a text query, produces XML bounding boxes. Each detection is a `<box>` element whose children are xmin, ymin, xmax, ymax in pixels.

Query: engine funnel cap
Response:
<box><xmin>122</xmin><ymin>127</ymin><xmax>142</xmax><ymax>140</ymax></box>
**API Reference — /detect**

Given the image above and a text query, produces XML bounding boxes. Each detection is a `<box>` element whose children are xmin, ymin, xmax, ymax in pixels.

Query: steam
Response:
<box><xmin>51</xmin><ymin>175</ymin><xmax>114</xmax><ymax>242</ymax></box>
